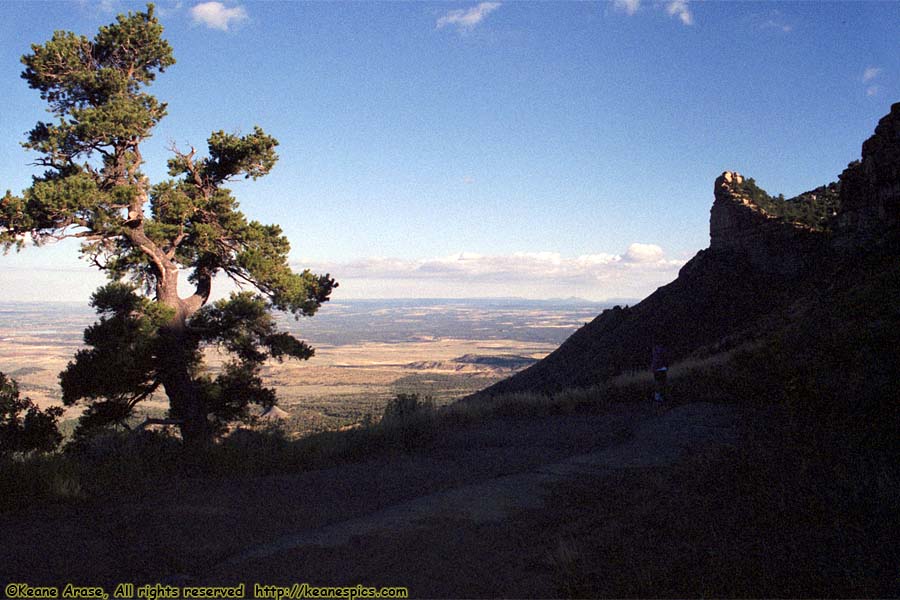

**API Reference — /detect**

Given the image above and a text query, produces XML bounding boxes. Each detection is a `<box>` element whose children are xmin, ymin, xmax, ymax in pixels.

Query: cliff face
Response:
<box><xmin>475</xmin><ymin>102</ymin><xmax>898</xmax><ymax>398</ymax></box>
<box><xmin>705</xmin><ymin>103</ymin><xmax>900</xmax><ymax>261</ymax></box>
<box><xmin>709</xmin><ymin>171</ymin><xmax>826</xmax><ymax>276</ymax></box>
<box><xmin>835</xmin><ymin>102</ymin><xmax>900</xmax><ymax>247</ymax></box>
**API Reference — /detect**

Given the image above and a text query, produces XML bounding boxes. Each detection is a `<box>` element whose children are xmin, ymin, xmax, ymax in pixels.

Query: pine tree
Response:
<box><xmin>0</xmin><ymin>5</ymin><xmax>336</xmax><ymax>447</ymax></box>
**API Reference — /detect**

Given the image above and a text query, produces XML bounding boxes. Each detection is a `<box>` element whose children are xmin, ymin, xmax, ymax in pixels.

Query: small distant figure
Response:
<box><xmin>651</xmin><ymin>344</ymin><xmax>669</xmax><ymax>404</ymax></box>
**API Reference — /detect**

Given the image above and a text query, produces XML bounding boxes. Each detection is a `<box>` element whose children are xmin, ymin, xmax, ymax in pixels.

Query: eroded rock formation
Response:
<box><xmin>476</xmin><ymin>102</ymin><xmax>899</xmax><ymax>398</ymax></box>
<box><xmin>835</xmin><ymin>102</ymin><xmax>900</xmax><ymax>247</ymax></box>
<box><xmin>709</xmin><ymin>171</ymin><xmax>825</xmax><ymax>276</ymax></box>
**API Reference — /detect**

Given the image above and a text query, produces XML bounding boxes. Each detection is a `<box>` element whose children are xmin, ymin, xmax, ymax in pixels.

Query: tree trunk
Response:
<box><xmin>158</xmin><ymin>325</ymin><xmax>209</xmax><ymax>450</ymax></box>
<box><xmin>156</xmin><ymin>268</ymin><xmax>211</xmax><ymax>450</ymax></box>
<box><xmin>123</xmin><ymin>186</ymin><xmax>213</xmax><ymax>449</ymax></box>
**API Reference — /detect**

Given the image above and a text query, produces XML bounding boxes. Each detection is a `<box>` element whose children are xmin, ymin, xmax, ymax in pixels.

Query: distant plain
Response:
<box><xmin>0</xmin><ymin>298</ymin><xmax>614</xmax><ymax>434</ymax></box>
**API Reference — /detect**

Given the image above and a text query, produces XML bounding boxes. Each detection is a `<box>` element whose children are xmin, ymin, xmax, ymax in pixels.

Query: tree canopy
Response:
<box><xmin>0</xmin><ymin>4</ymin><xmax>336</xmax><ymax>446</ymax></box>
<box><xmin>736</xmin><ymin>178</ymin><xmax>842</xmax><ymax>231</ymax></box>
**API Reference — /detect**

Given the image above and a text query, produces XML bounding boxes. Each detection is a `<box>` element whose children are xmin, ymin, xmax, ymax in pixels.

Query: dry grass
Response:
<box><xmin>0</xmin><ymin>381</ymin><xmax>622</xmax><ymax>512</ymax></box>
<box><xmin>608</xmin><ymin>344</ymin><xmax>752</xmax><ymax>388</ymax></box>
<box><xmin>0</xmin><ymin>453</ymin><xmax>84</xmax><ymax>511</ymax></box>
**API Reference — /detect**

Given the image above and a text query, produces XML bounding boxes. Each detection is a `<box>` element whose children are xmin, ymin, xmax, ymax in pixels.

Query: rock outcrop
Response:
<box><xmin>709</xmin><ymin>171</ymin><xmax>826</xmax><ymax>276</ymax></box>
<box><xmin>835</xmin><ymin>101</ymin><xmax>900</xmax><ymax>247</ymax></box>
<box><xmin>475</xmin><ymin>102</ymin><xmax>899</xmax><ymax>398</ymax></box>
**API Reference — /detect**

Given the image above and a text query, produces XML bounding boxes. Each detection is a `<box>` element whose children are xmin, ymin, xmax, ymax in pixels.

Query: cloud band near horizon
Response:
<box><xmin>0</xmin><ymin>241</ymin><xmax>686</xmax><ymax>303</ymax></box>
<box><xmin>293</xmin><ymin>243</ymin><xmax>686</xmax><ymax>301</ymax></box>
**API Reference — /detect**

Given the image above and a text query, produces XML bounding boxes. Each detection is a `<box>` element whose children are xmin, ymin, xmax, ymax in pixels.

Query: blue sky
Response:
<box><xmin>0</xmin><ymin>1</ymin><xmax>897</xmax><ymax>302</ymax></box>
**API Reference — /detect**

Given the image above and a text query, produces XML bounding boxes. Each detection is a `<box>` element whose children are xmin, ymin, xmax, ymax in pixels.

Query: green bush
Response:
<box><xmin>0</xmin><ymin>371</ymin><xmax>63</xmax><ymax>455</ymax></box>
<box><xmin>381</xmin><ymin>392</ymin><xmax>433</xmax><ymax>422</ymax></box>
<box><xmin>738</xmin><ymin>177</ymin><xmax>841</xmax><ymax>230</ymax></box>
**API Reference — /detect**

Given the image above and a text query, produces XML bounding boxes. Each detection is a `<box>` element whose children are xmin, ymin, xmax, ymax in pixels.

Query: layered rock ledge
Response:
<box><xmin>709</xmin><ymin>171</ymin><xmax>825</xmax><ymax>276</ymax></box>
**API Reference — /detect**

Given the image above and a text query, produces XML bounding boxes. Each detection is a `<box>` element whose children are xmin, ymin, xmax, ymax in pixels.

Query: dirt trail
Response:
<box><xmin>0</xmin><ymin>402</ymin><xmax>742</xmax><ymax>597</ymax></box>
<box><xmin>215</xmin><ymin>402</ymin><xmax>738</xmax><ymax>570</ymax></box>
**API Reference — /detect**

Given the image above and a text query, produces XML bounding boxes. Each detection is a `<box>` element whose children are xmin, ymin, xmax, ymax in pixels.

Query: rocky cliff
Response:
<box><xmin>835</xmin><ymin>101</ymin><xmax>900</xmax><ymax>247</ymax></box>
<box><xmin>709</xmin><ymin>171</ymin><xmax>827</xmax><ymax>276</ymax></box>
<box><xmin>475</xmin><ymin>102</ymin><xmax>899</xmax><ymax>398</ymax></box>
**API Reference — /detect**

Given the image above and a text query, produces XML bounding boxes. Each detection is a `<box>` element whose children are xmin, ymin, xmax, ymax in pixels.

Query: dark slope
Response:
<box><xmin>478</xmin><ymin>249</ymin><xmax>798</xmax><ymax>395</ymax></box>
<box><xmin>477</xmin><ymin>102</ymin><xmax>899</xmax><ymax>398</ymax></box>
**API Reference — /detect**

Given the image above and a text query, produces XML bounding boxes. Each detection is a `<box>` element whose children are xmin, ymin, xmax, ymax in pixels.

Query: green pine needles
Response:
<box><xmin>0</xmin><ymin>5</ymin><xmax>336</xmax><ymax>446</ymax></box>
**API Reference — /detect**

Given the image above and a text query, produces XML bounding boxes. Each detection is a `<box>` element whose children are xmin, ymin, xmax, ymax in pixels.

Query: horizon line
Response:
<box><xmin>0</xmin><ymin>296</ymin><xmax>640</xmax><ymax>306</ymax></box>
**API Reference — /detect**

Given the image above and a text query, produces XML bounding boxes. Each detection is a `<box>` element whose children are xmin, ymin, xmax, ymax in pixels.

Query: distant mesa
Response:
<box><xmin>453</xmin><ymin>354</ymin><xmax>538</xmax><ymax>369</ymax></box>
<box><xmin>8</xmin><ymin>366</ymin><xmax>46</xmax><ymax>377</ymax></box>
<box><xmin>475</xmin><ymin>101</ymin><xmax>900</xmax><ymax>398</ymax></box>
<box><xmin>403</xmin><ymin>360</ymin><xmax>463</xmax><ymax>371</ymax></box>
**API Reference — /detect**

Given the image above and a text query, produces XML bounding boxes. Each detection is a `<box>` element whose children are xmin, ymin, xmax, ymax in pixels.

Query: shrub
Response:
<box><xmin>0</xmin><ymin>371</ymin><xmax>63</xmax><ymax>455</ymax></box>
<box><xmin>381</xmin><ymin>392</ymin><xmax>433</xmax><ymax>423</ymax></box>
<box><xmin>65</xmin><ymin>428</ymin><xmax>183</xmax><ymax>497</ymax></box>
<box><xmin>0</xmin><ymin>453</ymin><xmax>82</xmax><ymax>511</ymax></box>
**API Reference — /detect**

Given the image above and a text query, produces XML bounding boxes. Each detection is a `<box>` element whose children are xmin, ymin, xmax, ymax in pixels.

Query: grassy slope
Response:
<box><xmin>479</xmin><ymin>247</ymin><xmax>797</xmax><ymax>396</ymax></box>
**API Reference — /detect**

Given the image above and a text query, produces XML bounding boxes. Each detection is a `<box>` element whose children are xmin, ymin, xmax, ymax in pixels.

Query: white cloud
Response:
<box><xmin>623</xmin><ymin>242</ymin><xmax>664</xmax><ymax>263</ymax></box>
<box><xmin>613</xmin><ymin>0</ymin><xmax>641</xmax><ymax>16</ymax></box>
<box><xmin>761</xmin><ymin>19</ymin><xmax>792</xmax><ymax>33</ymax></box>
<box><xmin>436</xmin><ymin>2</ymin><xmax>502</xmax><ymax>32</ymax></box>
<box><xmin>757</xmin><ymin>9</ymin><xmax>791</xmax><ymax>32</ymax></box>
<box><xmin>190</xmin><ymin>2</ymin><xmax>248</xmax><ymax>31</ymax></box>
<box><xmin>295</xmin><ymin>244</ymin><xmax>686</xmax><ymax>301</ymax></box>
<box><xmin>666</xmin><ymin>0</ymin><xmax>693</xmax><ymax>26</ymax></box>
<box><xmin>863</xmin><ymin>66</ymin><xmax>881</xmax><ymax>83</ymax></box>
<box><xmin>77</xmin><ymin>0</ymin><xmax>119</xmax><ymax>15</ymax></box>
<box><xmin>867</xmin><ymin>85</ymin><xmax>879</xmax><ymax>97</ymax></box>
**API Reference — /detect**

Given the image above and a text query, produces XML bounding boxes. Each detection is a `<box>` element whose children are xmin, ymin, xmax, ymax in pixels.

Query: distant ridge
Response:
<box><xmin>321</xmin><ymin>297</ymin><xmax>616</xmax><ymax>306</ymax></box>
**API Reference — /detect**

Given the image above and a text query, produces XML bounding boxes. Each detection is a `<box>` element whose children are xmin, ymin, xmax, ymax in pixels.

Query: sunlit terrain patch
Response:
<box><xmin>0</xmin><ymin>299</ymin><xmax>613</xmax><ymax>434</ymax></box>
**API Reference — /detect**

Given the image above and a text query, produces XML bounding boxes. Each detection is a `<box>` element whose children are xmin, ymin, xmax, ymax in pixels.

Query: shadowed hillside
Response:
<box><xmin>479</xmin><ymin>102</ymin><xmax>900</xmax><ymax>397</ymax></box>
<box><xmin>475</xmin><ymin>248</ymin><xmax>797</xmax><ymax>395</ymax></box>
